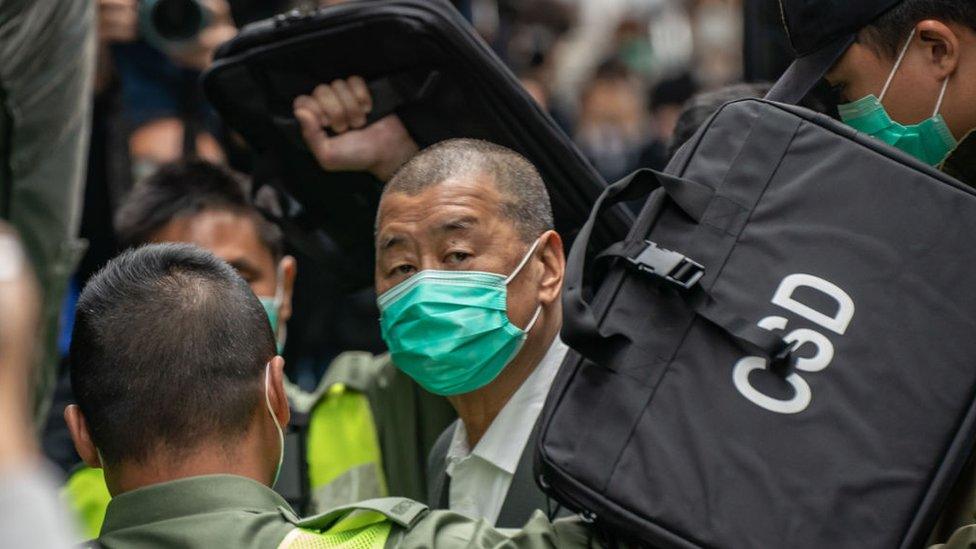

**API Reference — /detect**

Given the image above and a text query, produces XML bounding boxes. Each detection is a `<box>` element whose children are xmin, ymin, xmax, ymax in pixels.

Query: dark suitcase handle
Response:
<box><xmin>562</xmin><ymin>169</ymin><xmax>795</xmax><ymax>369</ymax></box>
<box><xmin>272</xmin><ymin>69</ymin><xmax>441</xmax><ymax>149</ymax></box>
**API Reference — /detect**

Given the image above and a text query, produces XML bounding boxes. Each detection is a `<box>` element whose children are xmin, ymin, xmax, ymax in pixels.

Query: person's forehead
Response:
<box><xmin>376</xmin><ymin>176</ymin><xmax>506</xmax><ymax>236</ymax></box>
<box><xmin>150</xmin><ymin>209</ymin><xmax>274</xmax><ymax>267</ymax></box>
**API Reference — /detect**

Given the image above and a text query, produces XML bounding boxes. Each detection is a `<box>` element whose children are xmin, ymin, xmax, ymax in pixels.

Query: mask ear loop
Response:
<box><xmin>505</xmin><ymin>236</ymin><xmax>546</xmax><ymax>334</ymax></box>
<box><xmin>264</xmin><ymin>363</ymin><xmax>285</xmax><ymax>484</ymax></box>
<box><xmin>522</xmin><ymin>305</ymin><xmax>543</xmax><ymax>334</ymax></box>
<box><xmin>879</xmin><ymin>28</ymin><xmax>917</xmax><ymax>103</ymax></box>
<box><xmin>505</xmin><ymin>236</ymin><xmax>544</xmax><ymax>285</ymax></box>
<box><xmin>933</xmin><ymin>76</ymin><xmax>950</xmax><ymax>118</ymax></box>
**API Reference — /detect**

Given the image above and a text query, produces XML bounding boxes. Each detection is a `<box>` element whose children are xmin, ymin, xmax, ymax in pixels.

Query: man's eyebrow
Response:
<box><xmin>378</xmin><ymin>216</ymin><xmax>479</xmax><ymax>250</ymax></box>
<box><xmin>227</xmin><ymin>258</ymin><xmax>260</xmax><ymax>278</ymax></box>
<box><xmin>436</xmin><ymin>216</ymin><xmax>479</xmax><ymax>233</ymax></box>
<box><xmin>379</xmin><ymin>234</ymin><xmax>405</xmax><ymax>250</ymax></box>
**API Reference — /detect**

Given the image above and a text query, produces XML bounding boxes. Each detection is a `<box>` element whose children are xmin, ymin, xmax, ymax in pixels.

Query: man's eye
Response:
<box><xmin>393</xmin><ymin>264</ymin><xmax>416</xmax><ymax>276</ymax></box>
<box><xmin>445</xmin><ymin>252</ymin><xmax>470</xmax><ymax>264</ymax></box>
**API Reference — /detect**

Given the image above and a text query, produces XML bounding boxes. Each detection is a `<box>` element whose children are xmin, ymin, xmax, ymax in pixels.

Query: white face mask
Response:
<box><xmin>264</xmin><ymin>363</ymin><xmax>284</xmax><ymax>487</ymax></box>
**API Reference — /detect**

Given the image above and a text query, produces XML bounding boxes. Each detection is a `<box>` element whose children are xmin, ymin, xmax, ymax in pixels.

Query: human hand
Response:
<box><xmin>97</xmin><ymin>0</ymin><xmax>138</xmax><ymax>44</ymax></box>
<box><xmin>0</xmin><ymin>224</ymin><xmax>40</xmax><ymax>470</ymax></box>
<box><xmin>293</xmin><ymin>76</ymin><xmax>419</xmax><ymax>182</ymax></box>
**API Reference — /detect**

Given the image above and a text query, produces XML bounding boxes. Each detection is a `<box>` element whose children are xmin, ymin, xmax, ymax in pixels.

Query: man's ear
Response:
<box><xmin>917</xmin><ymin>19</ymin><xmax>961</xmax><ymax>79</ymax></box>
<box><xmin>64</xmin><ymin>405</ymin><xmax>101</xmax><ymax>469</ymax></box>
<box><xmin>266</xmin><ymin>356</ymin><xmax>290</xmax><ymax>428</ymax></box>
<box><xmin>277</xmin><ymin>256</ymin><xmax>297</xmax><ymax>325</ymax></box>
<box><xmin>536</xmin><ymin>230</ymin><xmax>565</xmax><ymax>307</ymax></box>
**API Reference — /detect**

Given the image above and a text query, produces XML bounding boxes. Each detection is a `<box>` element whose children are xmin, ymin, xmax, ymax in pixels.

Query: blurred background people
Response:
<box><xmin>574</xmin><ymin>61</ymin><xmax>654</xmax><ymax>182</ymax></box>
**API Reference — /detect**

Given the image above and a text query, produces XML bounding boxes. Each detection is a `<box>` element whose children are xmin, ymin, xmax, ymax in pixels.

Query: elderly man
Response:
<box><xmin>294</xmin><ymin>80</ymin><xmax>570</xmax><ymax>527</ymax></box>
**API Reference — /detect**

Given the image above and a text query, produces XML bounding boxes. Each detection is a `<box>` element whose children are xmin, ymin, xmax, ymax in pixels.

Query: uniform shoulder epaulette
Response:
<box><xmin>286</xmin><ymin>497</ymin><xmax>428</xmax><ymax>531</ymax></box>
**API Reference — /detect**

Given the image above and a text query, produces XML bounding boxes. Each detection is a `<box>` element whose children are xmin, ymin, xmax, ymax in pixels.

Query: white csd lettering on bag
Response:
<box><xmin>732</xmin><ymin>274</ymin><xmax>855</xmax><ymax>415</ymax></box>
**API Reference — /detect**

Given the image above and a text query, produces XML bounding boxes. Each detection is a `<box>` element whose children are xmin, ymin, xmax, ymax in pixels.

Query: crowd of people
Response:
<box><xmin>2</xmin><ymin>0</ymin><xmax>976</xmax><ymax>547</ymax></box>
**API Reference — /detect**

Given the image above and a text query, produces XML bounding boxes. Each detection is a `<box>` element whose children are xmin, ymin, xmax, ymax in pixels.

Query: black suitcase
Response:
<box><xmin>536</xmin><ymin>98</ymin><xmax>976</xmax><ymax>548</ymax></box>
<box><xmin>202</xmin><ymin>0</ymin><xmax>630</xmax><ymax>288</ymax></box>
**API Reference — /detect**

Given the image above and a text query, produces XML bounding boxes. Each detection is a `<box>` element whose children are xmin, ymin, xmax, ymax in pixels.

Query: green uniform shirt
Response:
<box><xmin>95</xmin><ymin>474</ymin><xmax>599</xmax><ymax>549</ymax></box>
<box><xmin>97</xmin><ymin>475</ymin><xmax>294</xmax><ymax>548</ymax></box>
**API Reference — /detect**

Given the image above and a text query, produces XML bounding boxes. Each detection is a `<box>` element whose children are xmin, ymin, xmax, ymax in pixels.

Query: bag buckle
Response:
<box><xmin>628</xmin><ymin>241</ymin><xmax>704</xmax><ymax>290</ymax></box>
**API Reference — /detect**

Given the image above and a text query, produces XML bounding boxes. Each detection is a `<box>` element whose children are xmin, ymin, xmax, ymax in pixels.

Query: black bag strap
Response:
<box><xmin>562</xmin><ymin>169</ymin><xmax>793</xmax><ymax>368</ymax></box>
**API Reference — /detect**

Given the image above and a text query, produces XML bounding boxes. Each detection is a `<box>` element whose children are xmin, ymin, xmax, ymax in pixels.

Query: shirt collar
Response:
<box><xmin>100</xmin><ymin>474</ymin><xmax>292</xmax><ymax>536</ymax></box>
<box><xmin>446</xmin><ymin>335</ymin><xmax>569</xmax><ymax>475</ymax></box>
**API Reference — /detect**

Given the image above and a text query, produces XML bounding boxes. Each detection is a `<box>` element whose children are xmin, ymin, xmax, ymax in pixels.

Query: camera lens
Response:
<box><xmin>150</xmin><ymin>0</ymin><xmax>205</xmax><ymax>42</ymax></box>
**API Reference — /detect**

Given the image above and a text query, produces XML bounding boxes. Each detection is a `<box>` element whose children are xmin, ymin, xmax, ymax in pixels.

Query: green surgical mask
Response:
<box><xmin>377</xmin><ymin>238</ymin><xmax>543</xmax><ymax>397</ymax></box>
<box><xmin>257</xmin><ymin>265</ymin><xmax>286</xmax><ymax>354</ymax></box>
<box><xmin>839</xmin><ymin>28</ymin><xmax>957</xmax><ymax>166</ymax></box>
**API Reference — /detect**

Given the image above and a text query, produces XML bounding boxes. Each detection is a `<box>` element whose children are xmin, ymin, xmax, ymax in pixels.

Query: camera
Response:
<box><xmin>139</xmin><ymin>0</ymin><xmax>209</xmax><ymax>50</ymax></box>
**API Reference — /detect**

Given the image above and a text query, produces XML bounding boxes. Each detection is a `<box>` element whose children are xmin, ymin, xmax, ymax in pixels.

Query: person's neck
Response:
<box><xmin>448</xmin><ymin>310</ymin><xmax>561</xmax><ymax>449</ymax></box>
<box><xmin>104</xmin><ymin>435</ymin><xmax>274</xmax><ymax>496</ymax></box>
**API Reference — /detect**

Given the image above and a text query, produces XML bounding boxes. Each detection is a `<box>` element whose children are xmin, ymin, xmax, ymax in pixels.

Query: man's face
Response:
<box><xmin>150</xmin><ymin>209</ymin><xmax>294</xmax><ymax>325</ymax></box>
<box><xmin>374</xmin><ymin>175</ymin><xmax>541</xmax><ymax>332</ymax></box>
<box><xmin>825</xmin><ymin>39</ymin><xmax>940</xmax><ymax>126</ymax></box>
<box><xmin>825</xmin><ymin>20</ymin><xmax>976</xmax><ymax>138</ymax></box>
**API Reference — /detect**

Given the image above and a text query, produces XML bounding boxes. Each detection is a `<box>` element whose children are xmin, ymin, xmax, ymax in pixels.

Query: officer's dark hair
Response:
<box><xmin>70</xmin><ymin>243</ymin><xmax>276</xmax><ymax>466</ymax></box>
<box><xmin>114</xmin><ymin>160</ymin><xmax>285</xmax><ymax>260</ymax></box>
<box><xmin>862</xmin><ymin>0</ymin><xmax>976</xmax><ymax>58</ymax></box>
<box><xmin>651</xmin><ymin>72</ymin><xmax>698</xmax><ymax>110</ymax></box>
<box><xmin>669</xmin><ymin>83</ymin><xmax>772</xmax><ymax>159</ymax></box>
<box><xmin>383</xmin><ymin>138</ymin><xmax>554</xmax><ymax>243</ymax></box>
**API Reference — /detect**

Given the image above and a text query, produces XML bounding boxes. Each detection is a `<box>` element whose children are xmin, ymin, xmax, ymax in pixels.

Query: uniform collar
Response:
<box><xmin>100</xmin><ymin>474</ymin><xmax>292</xmax><ymax>536</ymax></box>
<box><xmin>446</xmin><ymin>335</ymin><xmax>568</xmax><ymax>475</ymax></box>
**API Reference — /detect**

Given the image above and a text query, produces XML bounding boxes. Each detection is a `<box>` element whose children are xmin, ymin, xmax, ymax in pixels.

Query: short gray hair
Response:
<box><xmin>383</xmin><ymin>139</ymin><xmax>554</xmax><ymax>242</ymax></box>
